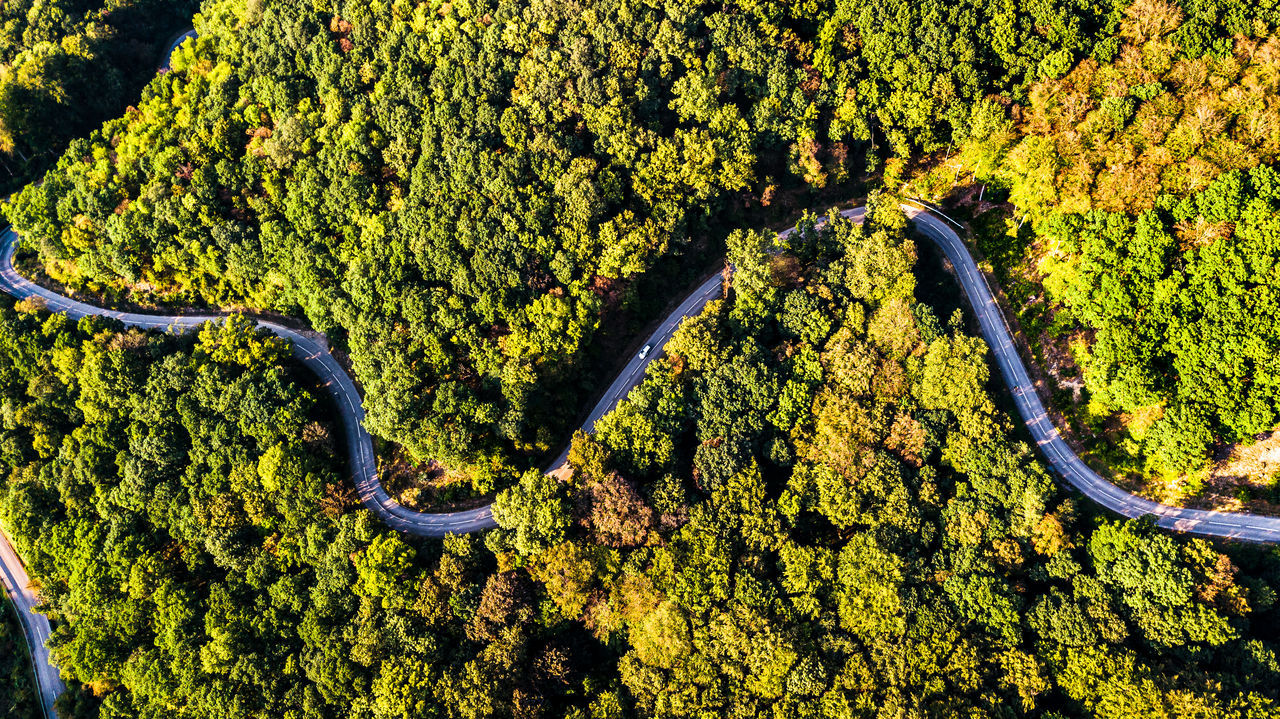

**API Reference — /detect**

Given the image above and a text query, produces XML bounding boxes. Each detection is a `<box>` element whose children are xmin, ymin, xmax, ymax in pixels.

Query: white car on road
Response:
<box><xmin>638</xmin><ymin>344</ymin><xmax>652</xmax><ymax>359</ymax></box>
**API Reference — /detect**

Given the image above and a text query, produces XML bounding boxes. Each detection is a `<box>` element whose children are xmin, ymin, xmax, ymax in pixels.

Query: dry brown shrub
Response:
<box><xmin>1174</xmin><ymin>216</ymin><xmax>1235</xmax><ymax>250</ymax></box>
<box><xmin>1169</xmin><ymin>56</ymin><xmax>1210</xmax><ymax>91</ymax></box>
<box><xmin>1120</xmin><ymin>0</ymin><xmax>1184</xmax><ymax>43</ymax></box>
<box><xmin>885</xmin><ymin>412</ymin><xmax>926</xmax><ymax>467</ymax></box>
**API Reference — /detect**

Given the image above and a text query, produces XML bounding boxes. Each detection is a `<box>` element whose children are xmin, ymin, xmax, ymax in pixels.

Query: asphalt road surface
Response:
<box><xmin>5</xmin><ymin>199</ymin><xmax>1280</xmax><ymax>712</ymax></box>
<box><xmin>544</xmin><ymin>270</ymin><xmax>727</xmax><ymax>471</ymax></box>
<box><xmin>903</xmin><ymin>202</ymin><xmax>1280</xmax><ymax>542</ymax></box>
<box><xmin>10</xmin><ymin>202</ymin><xmax>1273</xmax><ymax>543</ymax></box>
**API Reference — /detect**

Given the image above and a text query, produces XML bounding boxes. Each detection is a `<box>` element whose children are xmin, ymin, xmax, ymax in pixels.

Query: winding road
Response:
<box><xmin>7</xmin><ymin>201</ymin><xmax>1280</xmax><ymax>719</ymax></box>
<box><xmin>160</xmin><ymin>29</ymin><xmax>197</xmax><ymax>69</ymax></box>
<box><xmin>7</xmin><ymin>201</ymin><xmax>1280</xmax><ymax>717</ymax></box>
<box><xmin>5</xmin><ymin>27</ymin><xmax>1280</xmax><ymax>719</ymax></box>
<box><xmin>4</xmin><ymin>205</ymin><xmax>1279</xmax><ymax>544</ymax></box>
<box><xmin>902</xmin><ymin>203</ymin><xmax>1280</xmax><ymax>542</ymax></box>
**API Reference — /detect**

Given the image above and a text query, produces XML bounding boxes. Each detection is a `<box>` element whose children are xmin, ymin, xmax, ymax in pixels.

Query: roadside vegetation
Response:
<box><xmin>4</xmin><ymin>0</ymin><xmax>1153</xmax><ymax>500</ymax></box>
<box><xmin>908</xmin><ymin>0</ymin><xmax>1280</xmax><ymax>508</ymax></box>
<box><xmin>0</xmin><ymin>305</ymin><xmax>350</xmax><ymax>716</ymax></box>
<box><xmin>487</xmin><ymin>202</ymin><xmax>1280</xmax><ymax>717</ymax></box>
<box><xmin>2</xmin><ymin>0</ymin><xmax>1280</xmax><ymax>716</ymax></box>
<box><xmin>3</xmin><ymin>204</ymin><xmax>1280</xmax><ymax>717</ymax></box>
<box><xmin>10</xmin><ymin>0</ymin><xmax>1276</xmax><ymax>510</ymax></box>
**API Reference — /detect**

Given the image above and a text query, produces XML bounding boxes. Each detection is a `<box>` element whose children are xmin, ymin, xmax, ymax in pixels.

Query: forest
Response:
<box><xmin>0</xmin><ymin>304</ymin><xmax>350</xmax><ymax>717</ymax></box>
<box><xmin>3</xmin><ymin>204</ymin><xmax>1280</xmax><ymax>717</ymax></box>
<box><xmin>1</xmin><ymin>0</ymin><xmax>1280</xmax><ymax>715</ymax></box>
<box><xmin>11</xmin><ymin>0</ymin><xmax>1277</xmax><ymax>505</ymax></box>
<box><xmin>0</xmin><ymin>0</ymin><xmax>198</xmax><ymax>192</ymax></box>
<box><xmin>914</xmin><ymin>0</ymin><xmax>1280</xmax><ymax>502</ymax></box>
<box><xmin>2</xmin><ymin>0</ymin><xmax>1168</xmax><ymax>497</ymax></box>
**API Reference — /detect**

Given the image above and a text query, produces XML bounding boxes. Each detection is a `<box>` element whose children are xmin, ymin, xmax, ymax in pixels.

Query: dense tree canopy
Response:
<box><xmin>0</xmin><ymin>0</ymin><xmax>198</xmax><ymax>191</ymax></box>
<box><xmin>493</xmin><ymin>205</ymin><xmax>1280</xmax><ymax>717</ymax></box>
<box><xmin>3</xmin><ymin>0</ymin><xmax>1280</xmax><ymax>714</ymax></box>
<box><xmin>1038</xmin><ymin>167</ymin><xmax>1280</xmax><ymax>477</ymax></box>
<box><xmin>4</xmin><ymin>207</ymin><xmax>1280</xmax><ymax>718</ymax></box>
<box><xmin>3</xmin><ymin>0</ymin><xmax>1176</xmax><ymax>491</ymax></box>
<box><xmin>921</xmin><ymin>1</ymin><xmax>1280</xmax><ymax>493</ymax></box>
<box><xmin>969</xmin><ymin>0</ymin><xmax>1280</xmax><ymax>218</ymax></box>
<box><xmin>0</xmin><ymin>306</ymin><xmax>356</xmax><ymax>716</ymax></box>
